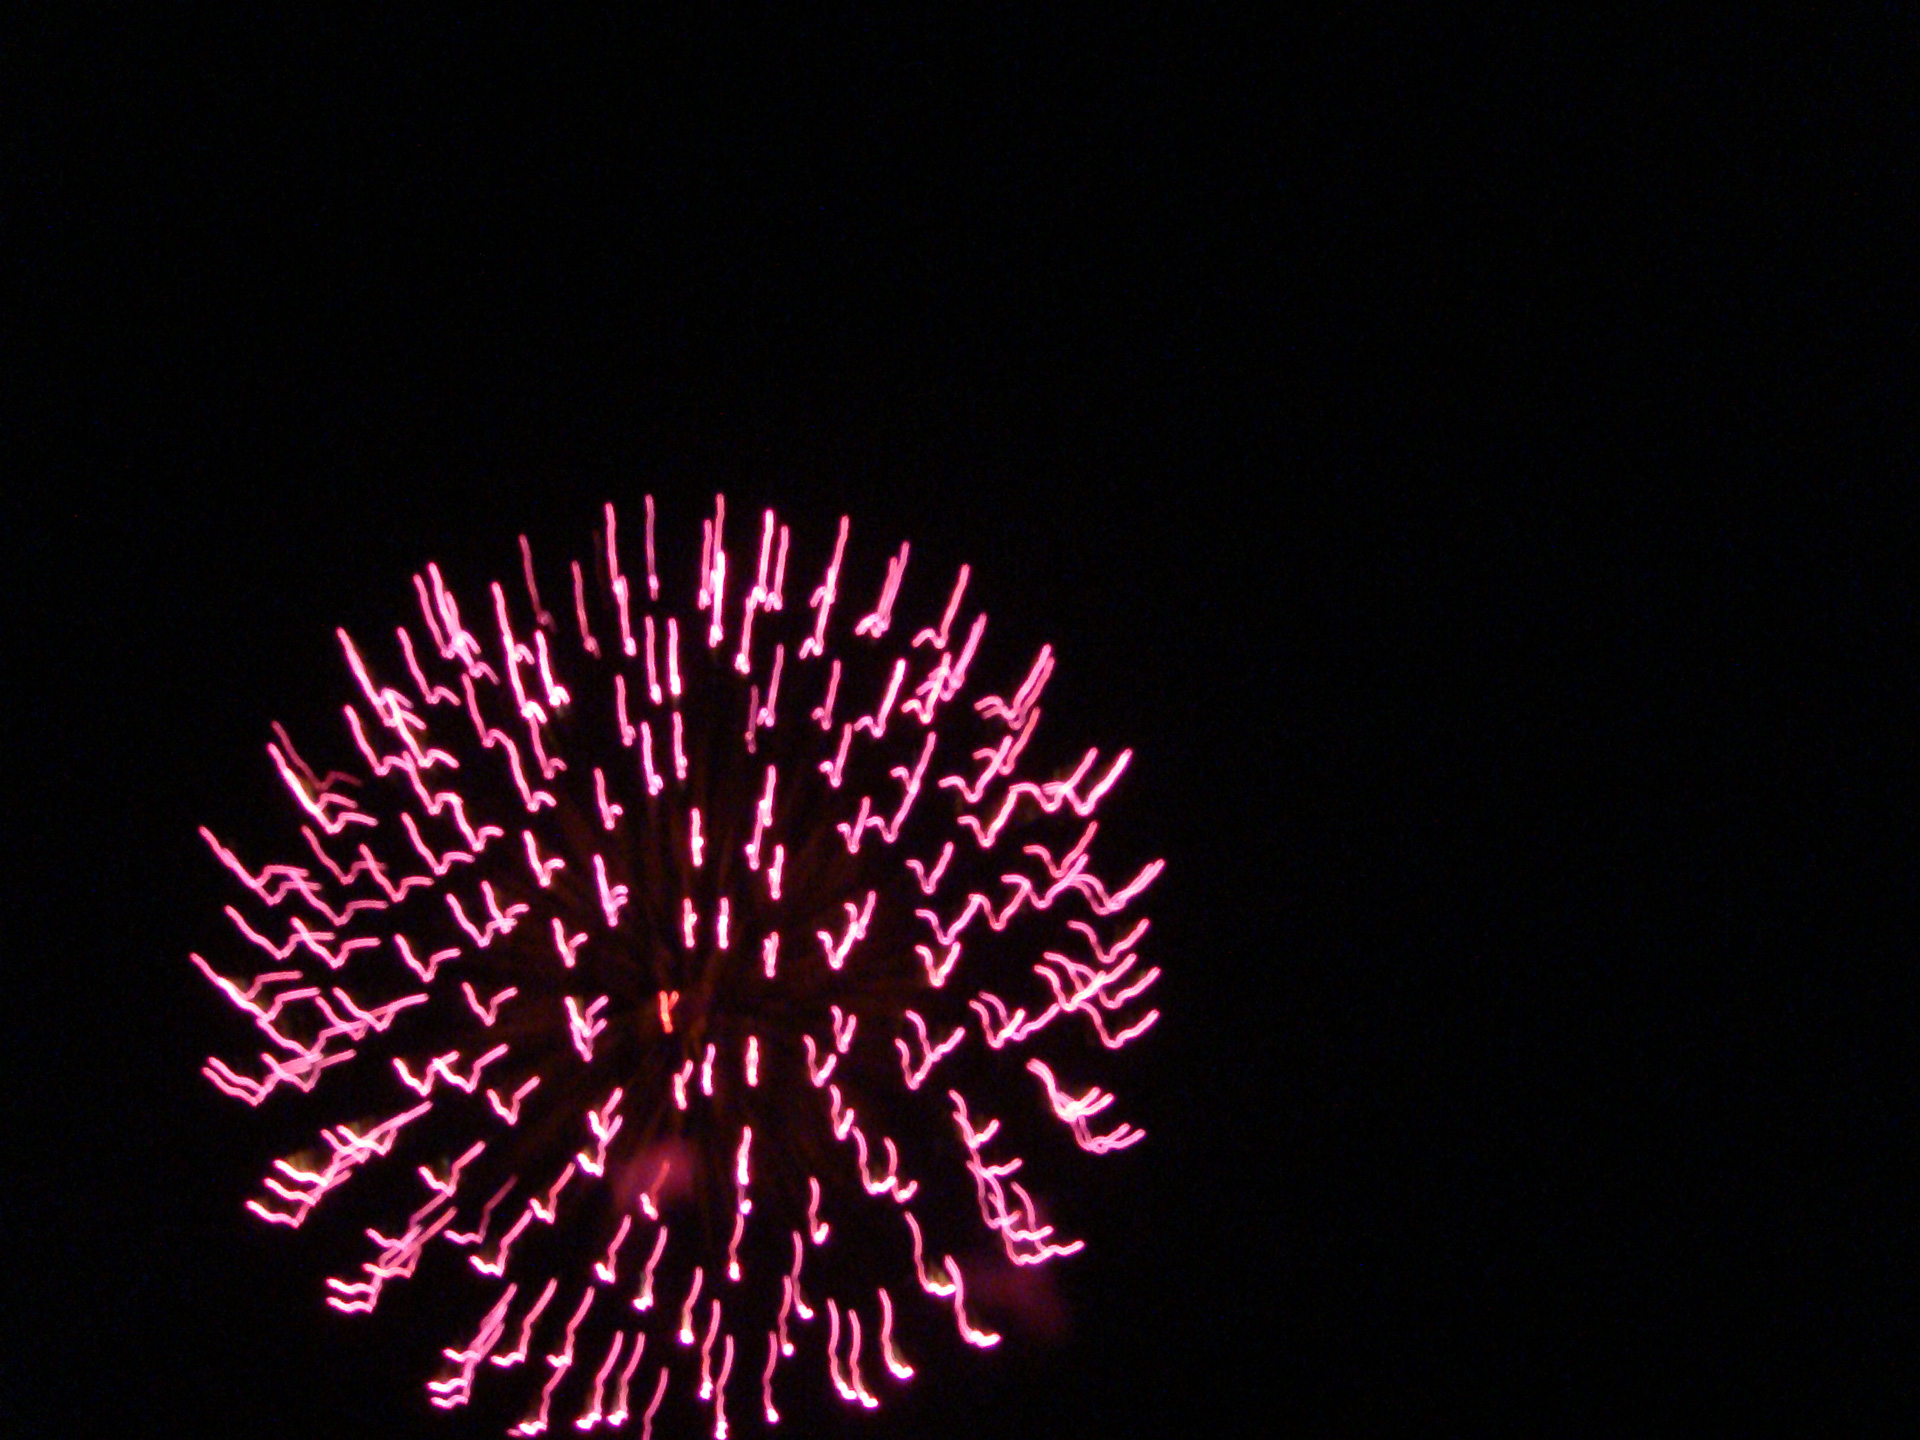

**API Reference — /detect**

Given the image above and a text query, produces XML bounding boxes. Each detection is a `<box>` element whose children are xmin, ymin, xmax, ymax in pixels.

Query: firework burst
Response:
<box><xmin>193</xmin><ymin>496</ymin><xmax>1164</xmax><ymax>1436</ymax></box>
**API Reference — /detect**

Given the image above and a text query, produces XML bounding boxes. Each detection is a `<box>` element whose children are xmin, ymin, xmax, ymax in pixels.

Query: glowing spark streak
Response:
<box><xmin>853</xmin><ymin>658</ymin><xmax>907</xmax><ymax>739</ymax></box>
<box><xmin>727</xmin><ymin>1210</ymin><xmax>746</xmax><ymax>1281</ymax></box>
<box><xmin>745</xmin><ymin>763</ymin><xmax>777</xmax><ymax>869</ymax></box>
<box><xmin>976</xmin><ymin>643</ymin><xmax>1054</xmax><ymax>728</ymax></box>
<box><xmin>757</xmin><ymin>643</ymin><xmax>783</xmax><ymax>728</ymax></box>
<box><xmin>896</xmin><ymin>1010</ymin><xmax>967</xmax><ymax>1089</ymax></box>
<box><xmin>852</xmin><ymin>1127</ymin><xmax>919</xmax><ymax>1202</ymax></box>
<box><xmin>854</xmin><ymin>541</ymin><xmax>909</xmax><ymax>639</ymax></box>
<box><xmin>679</xmin><ymin>1267</ymin><xmax>705</xmax><ymax>1345</ymax></box>
<box><xmin>594</xmin><ymin>767</ymin><xmax>623</xmax><ymax>829</ymax></box>
<box><xmin>245</xmin><ymin>1102</ymin><xmax>433</xmax><ymax>1227</ymax></box>
<box><xmin>400</xmin><ymin>814</ymin><xmax>471</xmax><ymax>877</ymax></box>
<box><xmin>904</xmin><ymin>1213</ymin><xmax>956</xmax><ymax>1296</ymax></box>
<box><xmin>428</xmin><ymin>1281</ymin><xmax>515</xmax><ymax>1407</ymax></box>
<box><xmin>533</xmin><ymin>1164</ymin><xmax>576</xmax><ymax>1223</ymax></box>
<box><xmin>225</xmin><ymin>904</ymin><xmax>379</xmax><ymax>969</ymax></box>
<box><xmin>592</xmin><ymin>854</ymin><xmax>629</xmax><ymax>928</ymax></box>
<box><xmin>800</xmin><ymin>515</ymin><xmax>850</xmax><ymax>658</ymax></box>
<box><xmin>572</xmin><ymin>560</ymin><xmax>602</xmax><ymax>657</ymax></box>
<box><xmin>644</xmin><ymin>615</ymin><xmax>663</xmax><ymax>705</ymax></box>
<box><xmin>913</xmin><ymin>940</ymin><xmax>963</xmax><ymax>988</ymax></box>
<box><xmin>508</xmin><ymin>1286</ymin><xmax>596</xmax><ymax>1435</ymax></box>
<box><xmin>912</xmin><ymin>564</ymin><xmax>970</xmax><ymax>649</ymax></box>
<box><xmin>445</xmin><ymin>884</ymin><xmax>530</xmax><ymax>949</ymax></box>
<box><xmin>630</xmin><ymin>1224</ymin><xmax>670</xmax><ymax>1311</ymax></box>
<box><xmin>595</xmin><ymin>1215</ymin><xmax>633</xmax><ymax>1284</ymax></box>
<box><xmin>817</xmin><ymin>890</ymin><xmax>876</xmax><ymax>970</ymax></box>
<box><xmin>906</xmin><ymin>841</ymin><xmax>955</xmax><ymax>894</ymax></box>
<box><xmin>819</xmin><ymin>723</ymin><xmax>853</xmax><ymax>787</ymax></box>
<box><xmin>947</xmin><ymin>1260</ymin><xmax>1002</xmax><ymax>1347</ymax></box>
<box><xmin>954</xmin><ymin>747</ymin><xmax>1134</xmax><ymax>849</ymax></box>
<box><xmin>639</xmin><ymin>719</ymin><xmax>663</xmax><ymax>794</ymax></box>
<box><xmin>699</xmin><ymin>1300</ymin><xmax>722</xmax><ymax>1395</ymax></box>
<box><xmin>689</xmin><ymin>807</ymin><xmax>704</xmax><ymax>867</ymax></box>
<box><xmin>761</xmin><ymin>932</ymin><xmax>779</xmax><ymax>979</ymax></box>
<box><xmin>271</xmin><ymin>720</ymin><xmax>363</xmax><ymax>797</ymax></box>
<box><xmin>847</xmin><ymin>1309</ymin><xmax>877</xmax><ymax>1408</ymax></box>
<box><xmin>460</xmin><ymin>674</ymin><xmax>557</xmax><ymax>811</ymax></box>
<box><xmin>425</xmin><ymin>563</ymin><xmax>498</xmax><ymax>682</ymax></box>
<box><xmin>393</xmin><ymin>1044</ymin><xmax>509</xmax><ymax>1097</ymax></box>
<box><xmin>486</xmin><ymin>1076</ymin><xmax>539</xmax><ymax>1125</ymax></box>
<box><xmin>712</xmin><ymin>1332</ymin><xmax>736</xmax><ymax>1437</ymax></box>
<box><xmin>825</xmin><ymin>1299</ymin><xmax>854</xmax><ymax>1402</ymax></box>
<box><xmin>551</xmin><ymin>918</ymin><xmax>587</xmax><ymax>968</ymax></box>
<box><xmin>640</xmin><ymin>1366</ymin><xmax>669</xmax><ymax>1440</ymax></box>
<box><xmin>1025</xmin><ymin>1057</ymin><xmax>1146</xmax><ymax>1152</ymax></box>
<box><xmin>579</xmin><ymin>1088</ymin><xmax>624</xmax><ymax>1175</ymax></box>
<box><xmin>523</xmin><ymin>830</ymin><xmax>565</xmax><ymax>886</ymax></box>
<box><xmin>787</xmin><ymin>1231</ymin><xmax>815</xmax><ymax>1319</ymax></box>
<box><xmin>460</xmin><ymin>981</ymin><xmax>519</xmax><ymax>1026</ymax></box>
<box><xmin>746</xmin><ymin>1035</ymin><xmax>761</xmax><ymax>1085</ymax></box>
<box><xmin>803</xmin><ymin>1036</ymin><xmax>837</xmax><ymax>1087</ymax></box>
<box><xmin>807</xmin><ymin>1177</ymin><xmax>829</xmax><ymax>1244</ymax></box>
<box><xmin>878</xmin><ymin>1288</ymin><xmax>914</xmax><ymax>1379</ymax></box>
<box><xmin>414</xmin><ymin>572</ymin><xmax>454</xmax><ymax>658</ymax></box>
<box><xmin>199</xmin><ymin>827</ymin><xmax>327</xmax><ymax>908</ymax></box>
<box><xmin>707</xmin><ymin>543</ymin><xmax>728</xmax><ymax>649</ymax></box>
<box><xmin>608</xmin><ymin>1333</ymin><xmax>647</xmax><ymax>1425</ymax></box>
<box><xmin>732</xmin><ymin>509</ymin><xmax>780</xmax><ymax>675</ymax></box>
<box><xmin>492</xmin><ymin>1278</ymin><xmax>557</xmax><ymax>1370</ymax></box>
<box><xmin>642</xmin><ymin>494</ymin><xmax>660</xmax><ymax>600</ymax></box>
<box><xmin>606</xmin><ymin>503</ymin><xmax>638</xmax><ymax>659</ymax></box>
<box><xmin>186</xmin><ymin>952</ymin><xmax>303</xmax><ymax>1014</ymax></box>
<box><xmin>762</xmin><ymin>1332</ymin><xmax>781</xmax><ymax>1423</ymax></box>
<box><xmin>552</xmin><ymin>1286</ymin><xmax>596</xmax><ymax>1366</ymax></box>
<box><xmin>517</xmin><ymin>534</ymin><xmax>554</xmax><ymax>629</ymax></box>
<box><xmin>400</xmin><ymin>624</ymin><xmax>461</xmax><ymax>706</ymax></box>
<box><xmin>969</xmin><ymin>989</ymin><xmax>1061</xmax><ymax>1049</ymax></box>
<box><xmin>1031</xmin><ymin>951</ymin><xmax>1162</xmax><ymax>1048</ymax></box>
<box><xmin>532</xmin><ymin>629</ymin><xmax>568</xmax><ymax>712</ymax></box>
<box><xmin>490</xmin><ymin>583</ymin><xmax>547</xmax><ymax>728</ymax></box>
<box><xmin>577</xmin><ymin>1330</ymin><xmax>624</xmax><ymax>1429</ymax></box>
<box><xmin>326</xmin><ymin>1201</ymin><xmax>455</xmax><ymax>1312</ymax></box>
<box><xmin>948</xmin><ymin>1090</ymin><xmax>1087</xmax><ymax>1265</ymax></box>
<box><xmin>811</xmin><ymin>659</ymin><xmax>841</xmax><ymax>730</ymax></box>
<box><xmin>938</xmin><ymin>706</ymin><xmax>1040</xmax><ymax>806</ymax></box>
<box><xmin>565</xmin><ymin>996</ymin><xmax>610</xmax><ymax>1063</ymax></box>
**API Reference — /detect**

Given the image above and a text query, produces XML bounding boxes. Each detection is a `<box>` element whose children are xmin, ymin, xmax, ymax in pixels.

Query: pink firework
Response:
<box><xmin>192</xmin><ymin>497</ymin><xmax>1164</xmax><ymax>1436</ymax></box>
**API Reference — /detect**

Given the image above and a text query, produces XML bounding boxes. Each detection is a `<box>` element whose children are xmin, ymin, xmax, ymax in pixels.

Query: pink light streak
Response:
<box><xmin>854</xmin><ymin>542</ymin><xmax>909</xmax><ymax>639</ymax></box>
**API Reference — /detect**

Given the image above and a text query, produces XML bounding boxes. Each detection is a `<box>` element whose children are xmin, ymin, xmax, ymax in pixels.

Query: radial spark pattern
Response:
<box><xmin>193</xmin><ymin>497</ymin><xmax>1164</xmax><ymax>1436</ymax></box>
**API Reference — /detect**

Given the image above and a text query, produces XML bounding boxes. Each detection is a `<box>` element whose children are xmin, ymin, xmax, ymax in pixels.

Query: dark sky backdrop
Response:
<box><xmin>9</xmin><ymin>9</ymin><xmax>1903</xmax><ymax>1437</ymax></box>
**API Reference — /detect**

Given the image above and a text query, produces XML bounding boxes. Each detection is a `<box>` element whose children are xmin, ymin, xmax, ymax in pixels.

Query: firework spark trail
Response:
<box><xmin>193</xmin><ymin>498</ymin><xmax>1162</xmax><ymax>1434</ymax></box>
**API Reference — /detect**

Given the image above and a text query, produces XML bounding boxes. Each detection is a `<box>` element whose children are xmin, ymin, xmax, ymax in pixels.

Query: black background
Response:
<box><xmin>8</xmin><ymin>9</ymin><xmax>1907</xmax><ymax>1437</ymax></box>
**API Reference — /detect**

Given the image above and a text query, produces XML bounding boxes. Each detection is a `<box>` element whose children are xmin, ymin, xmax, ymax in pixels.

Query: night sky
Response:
<box><xmin>11</xmin><ymin>10</ymin><xmax>1901</xmax><ymax>1437</ymax></box>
